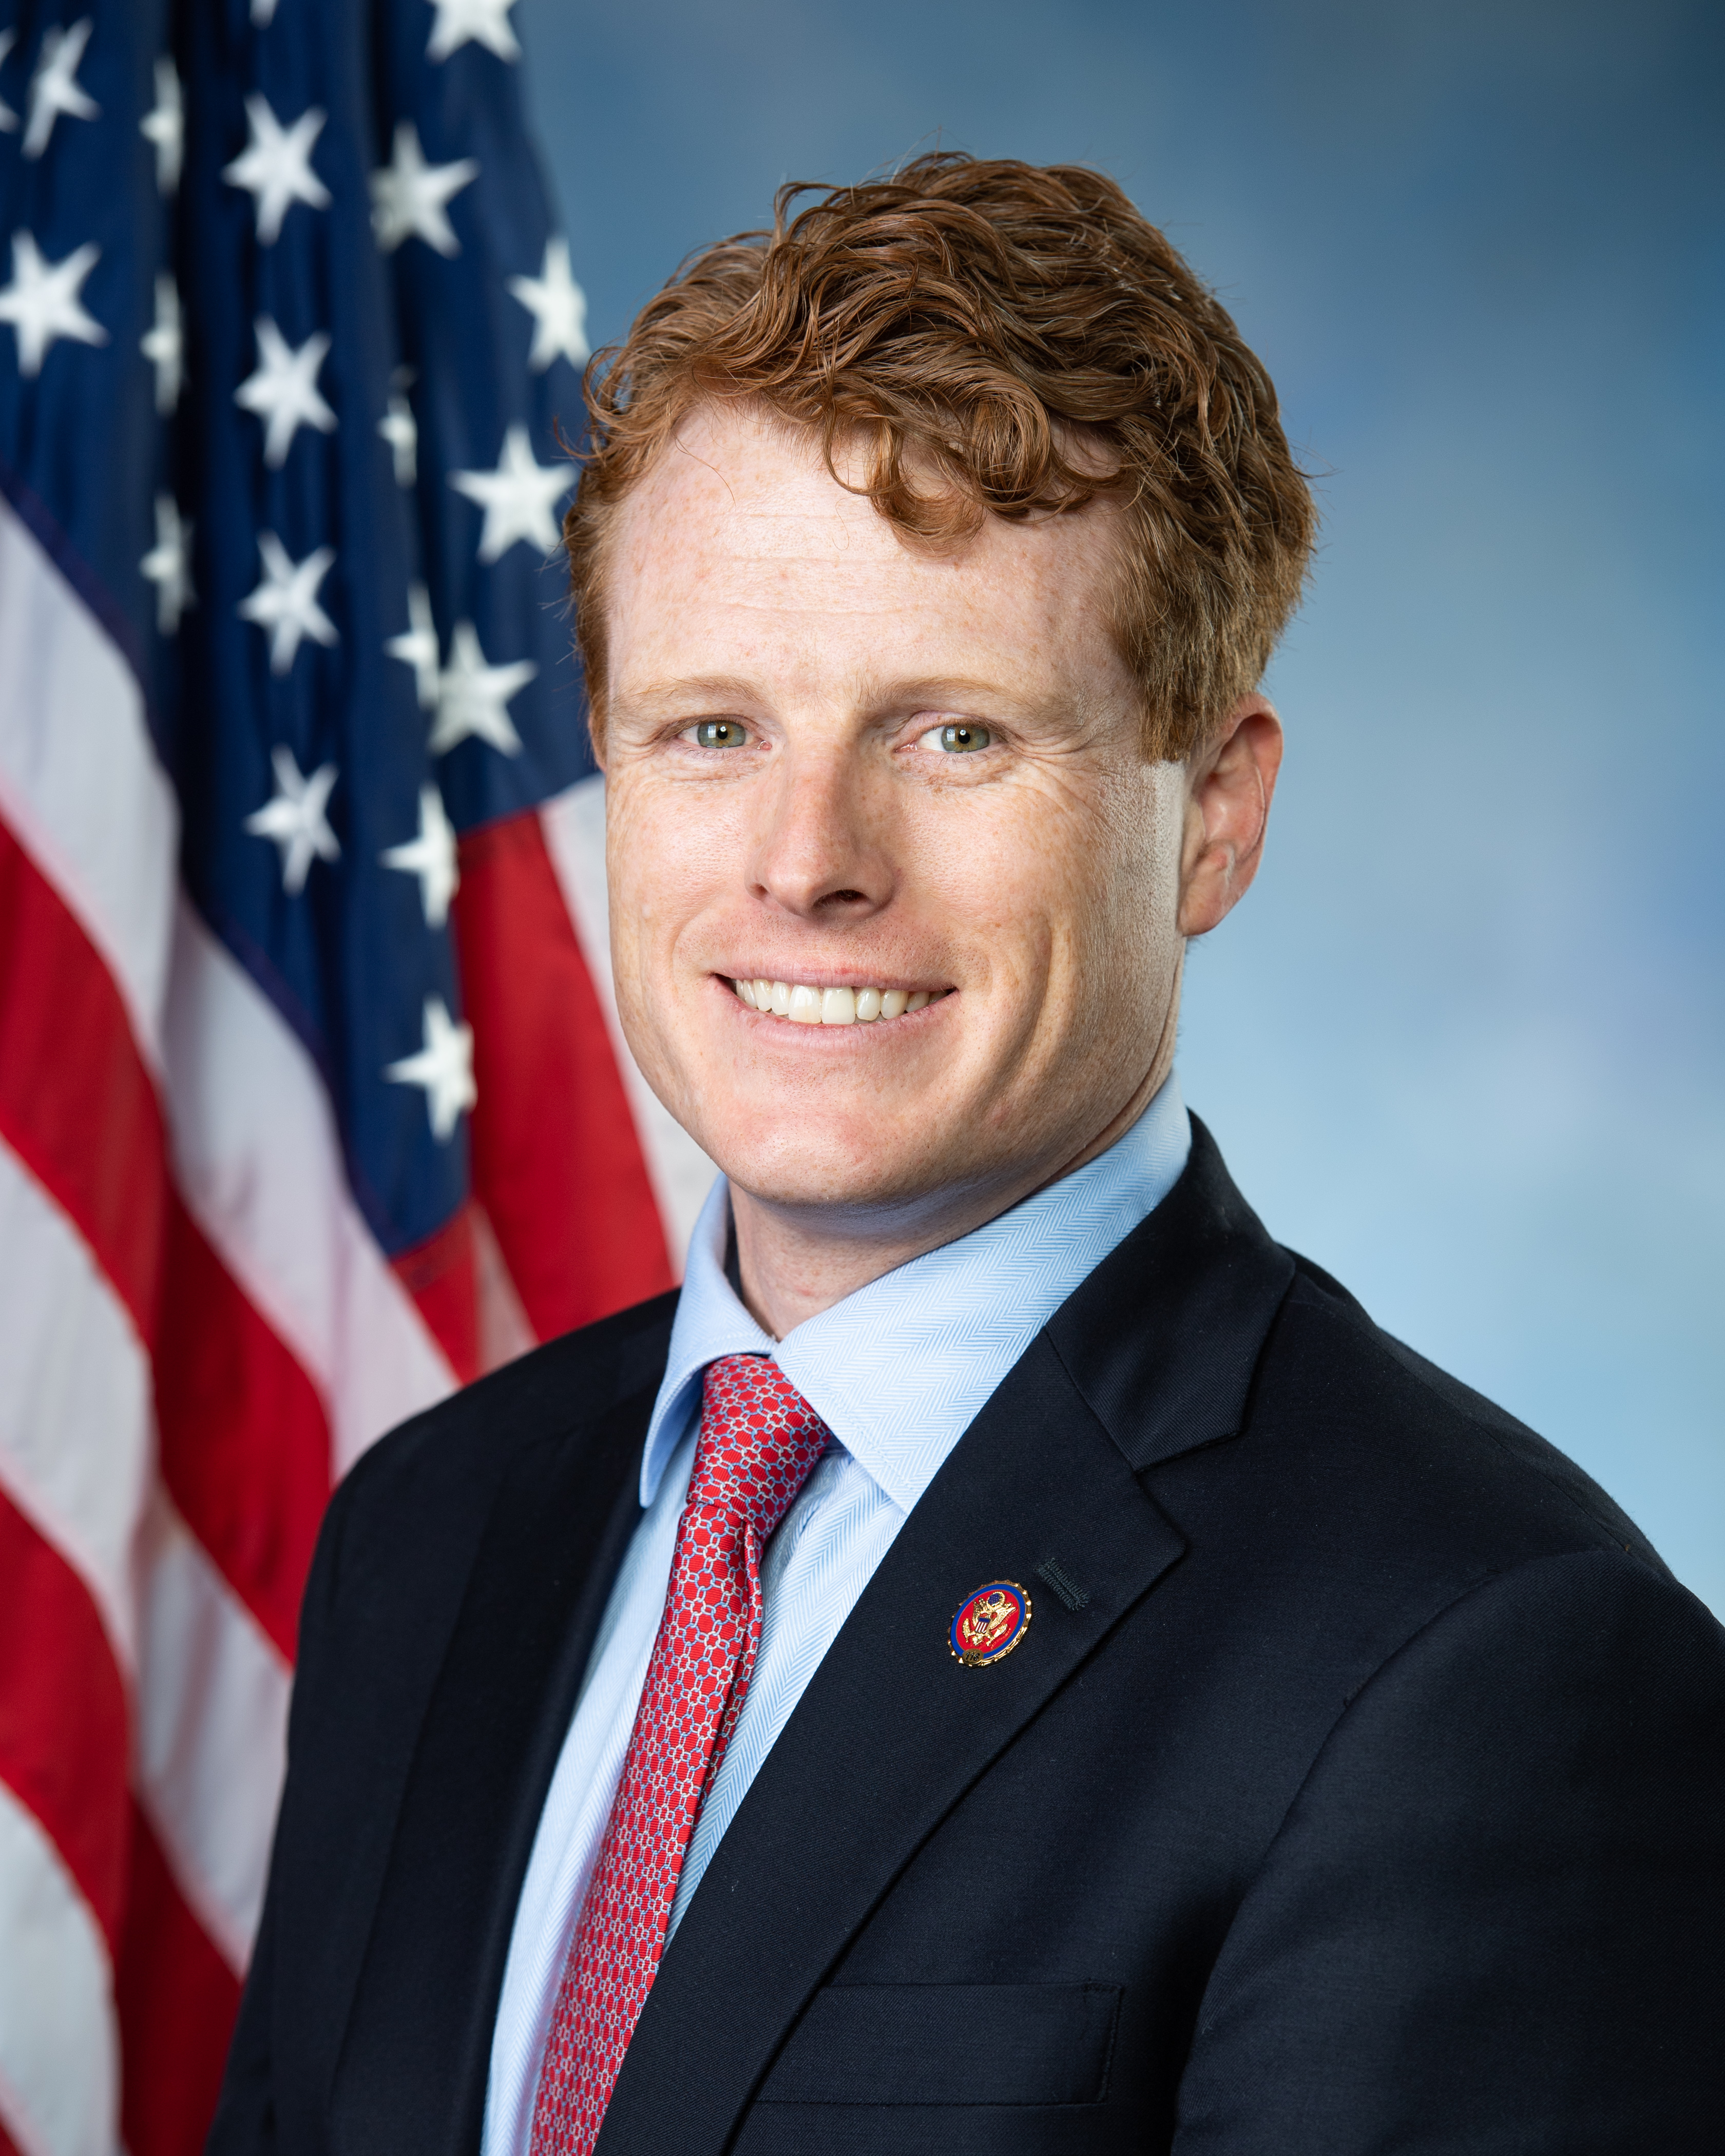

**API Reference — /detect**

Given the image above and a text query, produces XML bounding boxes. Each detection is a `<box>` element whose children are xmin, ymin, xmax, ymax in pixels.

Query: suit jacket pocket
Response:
<box><xmin>756</xmin><ymin>1983</ymin><xmax>1122</xmax><ymax>2108</ymax></box>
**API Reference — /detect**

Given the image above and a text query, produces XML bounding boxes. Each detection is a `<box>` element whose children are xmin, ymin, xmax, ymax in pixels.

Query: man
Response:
<box><xmin>212</xmin><ymin>156</ymin><xmax>1725</xmax><ymax>2156</ymax></box>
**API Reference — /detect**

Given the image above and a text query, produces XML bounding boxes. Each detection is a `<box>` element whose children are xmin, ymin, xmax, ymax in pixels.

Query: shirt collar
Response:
<box><xmin>638</xmin><ymin>1073</ymin><xmax>1191</xmax><ymax>1511</ymax></box>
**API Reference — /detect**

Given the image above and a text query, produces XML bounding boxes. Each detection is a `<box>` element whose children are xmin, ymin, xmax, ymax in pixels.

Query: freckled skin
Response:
<box><xmin>600</xmin><ymin>406</ymin><xmax>1281</xmax><ymax>1335</ymax></box>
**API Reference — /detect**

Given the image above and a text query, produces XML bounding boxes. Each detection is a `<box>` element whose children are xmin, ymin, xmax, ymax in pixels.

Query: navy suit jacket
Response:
<box><xmin>209</xmin><ymin>1122</ymin><xmax>1725</xmax><ymax>2154</ymax></box>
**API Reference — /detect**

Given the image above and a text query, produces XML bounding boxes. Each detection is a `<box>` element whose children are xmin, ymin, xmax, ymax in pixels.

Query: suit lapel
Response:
<box><xmin>329</xmin><ymin>1381</ymin><xmax>655</xmax><ymax>2156</ymax></box>
<box><xmin>1046</xmin><ymin>1114</ymin><xmax>1297</xmax><ymax>1472</ymax></box>
<box><xmin>597</xmin><ymin>1117</ymin><xmax>1294</xmax><ymax>2156</ymax></box>
<box><xmin>596</xmin><ymin>1335</ymin><xmax>1176</xmax><ymax>2154</ymax></box>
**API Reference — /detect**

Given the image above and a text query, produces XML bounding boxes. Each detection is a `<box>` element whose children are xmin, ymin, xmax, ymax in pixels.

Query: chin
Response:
<box><xmin>695</xmin><ymin>1108</ymin><xmax>971</xmax><ymax>1218</ymax></box>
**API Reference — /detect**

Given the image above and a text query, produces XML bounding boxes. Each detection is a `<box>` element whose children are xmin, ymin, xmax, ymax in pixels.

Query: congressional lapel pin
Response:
<box><xmin>950</xmin><ymin>1580</ymin><xmax>1031</xmax><ymax>1667</ymax></box>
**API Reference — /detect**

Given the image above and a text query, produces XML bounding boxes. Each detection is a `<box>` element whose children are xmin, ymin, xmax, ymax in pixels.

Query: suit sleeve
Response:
<box><xmin>204</xmin><ymin>1870</ymin><xmax>278</xmax><ymax>2156</ymax></box>
<box><xmin>1171</xmin><ymin>1547</ymin><xmax>1725</xmax><ymax>2155</ymax></box>
<box><xmin>203</xmin><ymin>1465</ymin><xmax>356</xmax><ymax>2156</ymax></box>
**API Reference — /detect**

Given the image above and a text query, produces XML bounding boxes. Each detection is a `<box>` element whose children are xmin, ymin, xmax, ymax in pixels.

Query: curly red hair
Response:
<box><xmin>566</xmin><ymin>152</ymin><xmax>1315</xmax><ymax>760</ymax></box>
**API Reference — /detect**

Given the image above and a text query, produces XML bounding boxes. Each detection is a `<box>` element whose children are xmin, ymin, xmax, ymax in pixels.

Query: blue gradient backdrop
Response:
<box><xmin>514</xmin><ymin>0</ymin><xmax>1723</xmax><ymax>1612</ymax></box>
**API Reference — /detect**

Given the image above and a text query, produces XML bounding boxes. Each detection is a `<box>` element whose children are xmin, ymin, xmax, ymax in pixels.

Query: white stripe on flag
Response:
<box><xmin>0</xmin><ymin>1141</ymin><xmax>151</xmax><ymax>1677</ymax></box>
<box><xmin>0</xmin><ymin>495</ymin><xmax>177</xmax><ymax>1067</ymax></box>
<box><xmin>0</xmin><ymin>1780</ymin><xmax>119</xmax><ymax>2156</ymax></box>
<box><xmin>539</xmin><ymin>779</ymin><xmax>718</xmax><ymax>1266</ymax></box>
<box><xmin>164</xmin><ymin>900</ymin><xmax>455</xmax><ymax>1472</ymax></box>
<box><xmin>133</xmin><ymin>1498</ymin><xmax>291</xmax><ymax>1974</ymax></box>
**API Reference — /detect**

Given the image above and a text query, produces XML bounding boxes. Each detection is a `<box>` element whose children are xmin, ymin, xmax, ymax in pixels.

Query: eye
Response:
<box><xmin>683</xmin><ymin>719</ymin><xmax>751</xmax><ymax>748</ymax></box>
<box><xmin>916</xmin><ymin>721</ymin><xmax>993</xmax><ymax>754</ymax></box>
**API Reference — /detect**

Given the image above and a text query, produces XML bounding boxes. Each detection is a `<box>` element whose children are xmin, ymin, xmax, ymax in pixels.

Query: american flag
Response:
<box><xmin>0</xmin><ymin>6</ymin><xmax>710</xmax><ymax>2155</ymax></box>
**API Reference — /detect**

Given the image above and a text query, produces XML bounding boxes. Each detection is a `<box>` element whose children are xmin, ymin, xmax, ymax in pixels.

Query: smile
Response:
<box><xmin>729</xmin><ymin>979</ymin><xmax>949</xmax><ymax>1026</ymax></box>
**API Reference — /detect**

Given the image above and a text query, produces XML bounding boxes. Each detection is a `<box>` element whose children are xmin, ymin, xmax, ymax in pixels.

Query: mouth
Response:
<box><xmin>726</xmin><ymin>977</ymin><xmax>952</xmax><ymax>1027</ymax></box>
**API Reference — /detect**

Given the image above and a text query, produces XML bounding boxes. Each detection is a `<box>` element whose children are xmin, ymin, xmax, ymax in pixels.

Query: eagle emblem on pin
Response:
<box><xmin>950</xmin><ymin>1581</ymin><xmax>1031</xmax><ymax>1667</ymax></box>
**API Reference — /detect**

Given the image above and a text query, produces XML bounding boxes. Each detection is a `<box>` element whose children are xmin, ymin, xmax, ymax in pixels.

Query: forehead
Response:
<box><xmin>603</xmin><ymin>402</ymin><xmax>1130</xmax><ymax>701</ymax></box>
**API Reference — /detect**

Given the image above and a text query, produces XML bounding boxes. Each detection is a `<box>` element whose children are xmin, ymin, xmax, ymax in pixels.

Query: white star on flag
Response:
<box><xmin>0</xmin><ymin>232</ymin><xmax>106</xmax><ymax>378</ymax></box>
<box><xmin>244</xmin><ymin>744</ymin><xmax>341</xmax><ymax>896</ymax></box>
<box><xmin>141</xmin><ymin>273</ymin><xmax>183</xmax><ymax>413</ymax></box>
<box><xmin>430</xmin><ymin>622</ymin><xmax>534</xmax><ymax>755</ymax></box>
<box><xmin>223</xmin><ymin>94</ymin><xmax>331</xmax><ymax>246</ymax></box>
<box><xmin>141</xmin><ymin>493</ymin><xmax>194</xmax><ymax>633</ymax></box>
<box><xmin>385</xmin><ymin>997</ymin><xmax>476</xmax><ymax>1141</ymax></box>
<box><xmin>252</xmin><ymin>0</ymin><xmax>282</xmax><ymax>23</ymax></box>
<box><xmin>379</xmin><ymin>384</ymin><xmax>418</xmax><ymax>486</ymax></box>
<box><xmin>386</xmin><ymin>582</ymin><xmax>440</xmax><ymax>708</ymax></box>
<box><xmin>236</xmin><ymin>316</ymin><xmax>337</xmax><ymax>468</ymax></box>
<box><xmin>239</xmin><ymin>531</ymin><xmax>339</xmax><ymax>674</ymax></box>
<box><xmin>426</xmin><ymin>0</ymin><xmax>522</xmax><ymax>63</ymax></box>
<box><xmin>450</xmin><ymin>424</ymin><xmax>569</xmax><ymax>562</ymax></box>
<box><xmin>140</xmin><ymin>56</ymin><xmax>183</xmax><ymax>193</ymax></box>
<box><xmin>507</xmin><ymin>238</ymin><xmax>589</xmax><ymax>372</ymax></box>
<box><xmin>382</xmin><ymin>784</ymin><xmax>461</xmax><ymax>928</ymax></box>
<box><xmin>0</xmin><ymin>32</ymin><xmax>18</xmax><ymax>133</ymax></box>
<box><xmin>24</xmin><ymin>17</ymin><xmax>99</xmax><ymax>161</ymax></box>
<box><xmin>370</xmin><ymin>122</ymin><xmax>478</xmax><ymax>257</ymax></box>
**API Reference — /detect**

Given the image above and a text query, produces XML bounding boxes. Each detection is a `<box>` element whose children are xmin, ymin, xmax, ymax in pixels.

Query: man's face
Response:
<box><xmin>600</xmin><ymin>405</ymin><xmax>1189</xmax><ymax>1233</ymax></box>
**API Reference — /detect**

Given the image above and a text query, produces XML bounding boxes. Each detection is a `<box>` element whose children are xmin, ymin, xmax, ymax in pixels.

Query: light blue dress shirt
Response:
<box><xmin>481</xmin><ymin>1076</ymin><xmax>1192</xmax><ymax>2156</ymax></box>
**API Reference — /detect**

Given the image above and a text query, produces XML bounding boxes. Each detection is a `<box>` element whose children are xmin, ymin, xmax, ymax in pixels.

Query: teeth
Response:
<box><xmin>730</xmin><ymin>978</ymin><xmax>944</xmax><ymax>1024</ymax></box>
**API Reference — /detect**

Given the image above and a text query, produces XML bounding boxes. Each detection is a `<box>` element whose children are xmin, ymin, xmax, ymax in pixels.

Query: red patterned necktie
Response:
<box><xmin>528</xmin><ymin>1353</ymin><xmax>832</xmax><ymax>2156</ymax></box>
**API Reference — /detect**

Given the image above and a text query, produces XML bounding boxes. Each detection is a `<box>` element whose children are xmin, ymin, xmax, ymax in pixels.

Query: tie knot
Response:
<box><xmin>690</xmin><ymin>1354</ymin><xmax>831</xmax><ymax>1542</ymax></box>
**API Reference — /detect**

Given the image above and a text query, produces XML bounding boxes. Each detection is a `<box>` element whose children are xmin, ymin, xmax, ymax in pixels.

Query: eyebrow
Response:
<box><xmin>612</xmin><ymin>676</ymin><xmax>764</xmax><ymax>714</ymax></box>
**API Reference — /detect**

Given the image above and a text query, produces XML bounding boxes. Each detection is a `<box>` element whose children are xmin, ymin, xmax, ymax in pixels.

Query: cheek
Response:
<box><xmin>606</xmin><ymin>776</ymin><xmax>721</xmax><ymax>941</ymax></box>
<box><xmin>1088</xmin><ymin>764</ymin><xmax>1182</xmax><ymax>946</ymax></box>
<box><xmin>603</xmin><ymin>781</ymin><xmax>685</xmax><ymax>1017</ymax></box>
<box><xmin>906</xmin><ymin>781</ymin><xmax>1067</xmax><ymax>950</ymax></box>
<box><xmin>915</xmin><ymin>765</ymin><xmax>1171</xmax><ymax>998</ymax></box>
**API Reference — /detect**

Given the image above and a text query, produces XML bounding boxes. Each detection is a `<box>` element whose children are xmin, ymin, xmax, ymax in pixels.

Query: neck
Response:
<box><xmin>729</xmin><ymin>1005</ymin><xmax>1179</xmax><ymax>1339</ymax></box>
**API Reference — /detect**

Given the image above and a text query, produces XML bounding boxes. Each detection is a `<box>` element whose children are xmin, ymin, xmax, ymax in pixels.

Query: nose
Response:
<box><xmin>746</xmin><ymin>735</ymin><xmax>893</xmax><ymax>922</ymax></box>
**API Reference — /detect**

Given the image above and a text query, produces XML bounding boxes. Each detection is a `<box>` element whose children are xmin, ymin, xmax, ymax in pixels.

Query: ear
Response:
<box><xmin>1176</xmin><ymin>696</ymin><xmax>1283</xmax><ymax>938</ymax></box>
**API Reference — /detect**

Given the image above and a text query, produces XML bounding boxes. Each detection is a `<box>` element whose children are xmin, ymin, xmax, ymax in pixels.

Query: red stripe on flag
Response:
<box><xmin>0</xmin><ymin>2105</ymin><xmax>23</xmax><ymax>2156</ymax></box>
<box><xmin>454</xmin><ymin>813</ymin><xmax>673</xmax><ymax>1342</ymax></box>
<box><xmin>118</xmin><ymin>1802</ymin><xmax>242</xmax><ymax>2156</ymax></box>
<box><xmin>0</xmin><ymin>812</ymin><xmax>331</xmax><ymax>1659</ymax></box>
<box><xmin>392</xmin><ymin>1200</ymin><xmax>481</xmax><ymax>1386</ymax></box>
<box><xmin>0</xmin><ymin>1490</ymin><xmax>129</xmax><ymax>1951</ymax></box>
<box><xmin>0</xmin><ymin>818</ymin><xmax>166</xmax><ymax>1334</ymax></box>
<box><xmin>155</xmin><ymin>1199</ymin><xmax>332</xmax><ymax>1660</ymax></box>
